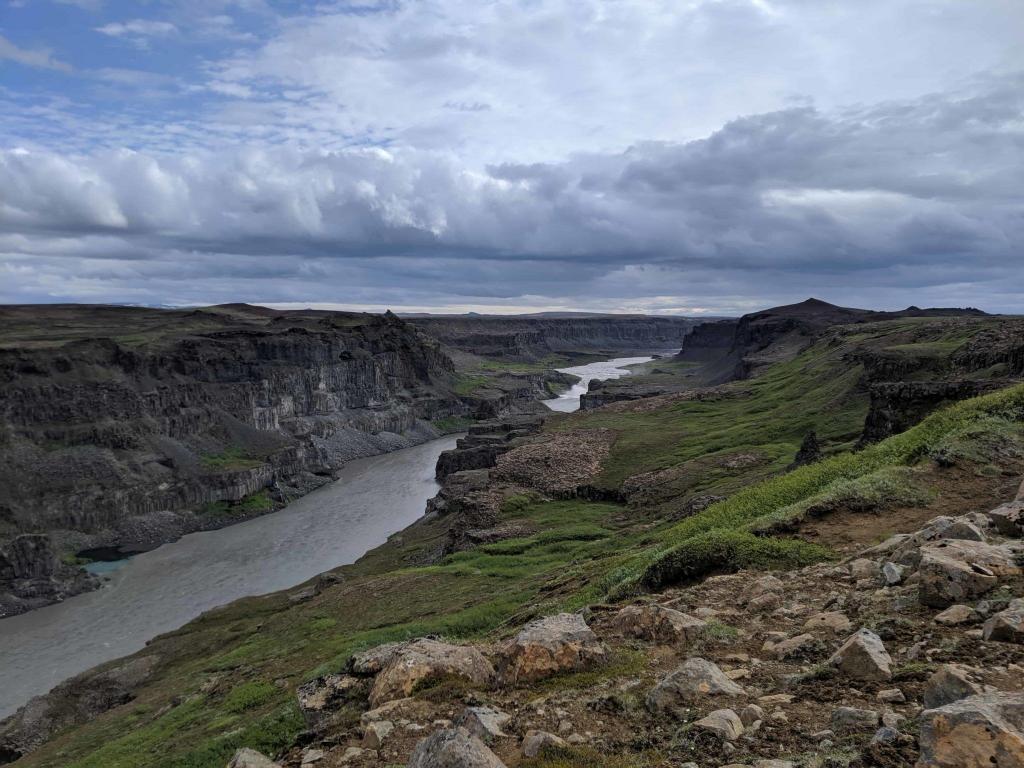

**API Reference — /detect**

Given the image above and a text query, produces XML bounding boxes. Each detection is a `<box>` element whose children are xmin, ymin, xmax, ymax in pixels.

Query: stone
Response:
<box><xmin>871</xmin><ymin>726</ymin><xmax>900</xmax><ymax>745</ymax></box>
<box><xmin>497</xmin><ymin>613</ymin><xmax>606</xmax><ymax>685</ymax></box>
<box><xmin>924</xmin><ymin>665</ymin><xmax>984</xmax><ymax>711</ymax></box>
<box><xmin>882</xmin><ymin>562</ymin><xmax>906</xmax><ymax>586</ymax></box>
<box><xmin>407</xmin><ymin>728</ymin><xmax>507</xmax><ymax>768</ymax></box>
<box><xmin>803</xmin><ymin>611</ymin><xmax>852</xmax><ymax>634</ymax></box>
<box><xmin>454</xmin><ymin>706</ymin><xmax>511</xmax><ymax>742</ymax></box>
<box><xmin>369</xmin><ymin>639</ymin><xmax>495</xmax><ymax>706</ymax></box>
<box><xmin>828</xmin><ymin>628</ymin><xmax>893</xmax><ymax>681</ymax></box>
<box><xmin>362</xmin><ymin>720</ymin><xmax>393</xmax><ymax>749</ymax></box>
<box><xmin>300</xmin><ymin>749</ymin><xmax>324</xmax><ymax>765</ymax></box>
<box><xmin>918</xmin><ymin>692</ymin><xmax>1024</xmax><ymax>767</ymax></box>
<box><xmin>918</xmin><ymin>540</ymin><xmax>1023</xmax><ymax>608</ymax></box>
<box><xmin>351</xmin><ymin>642</ymin><xmax>408</xmax><ymax>676</ymax></box>
<box><xmin>830</xmin><ymin>706</ymin><xmax>880</xmax><ymax>733</ymax></box>
<box><xmin>877</xmin><ymin>688</ymin><xmax>906</xmax><ymax>704</ymax></box>
<box><xmin>520</xmin><ymin>730</ymin><xmax>567</xmax><ymax>758</ymax></box>
<box><xmin>754</xmin><ymin>761</ymin><xmax>795</xmax><ymax>768</ymax></box>
<box><xmin>882</xmin><ymin>712</ymin><xmax>905</xmax><ymax>729</ymax></box>
<box><xmin>739</xmin><ymin>704</ymin><xmax>765</xmax><ymax>727</ymax></box>
<box><xmin>771</xmin><ymin>633</ymin><xmax>817</xmax><ymax>660</ymax></box>
<box><xmin>982</xmin><ymin>599</ymin><xmax>1024</xmax><ymax>643</ymax></box>
<box><xmin>692</xmin><ymin>709</ymin><xmax>744</xmax><ymax>741</ymax></box>
<box><xmin>646</xmin><ymin>658</ymin><xmax>745</xmax><ymax>715</ymax></box>
<box><xmin>613</xmin><ymin>604</ymin><xmax>706</xmax><ymax>645</ymax></box>
<box><xmin>227</xmin><ymin>748</ymin><xmax>281</xmax><ymax>768</ymax></box>
<box><xmin>987</xmin><ymin>501</ymin><xmax>1024</xmax><ymax>538</ymax></box>
<box><xmin>849</xmin><ymin>558</ymin><xmax>878</xmax><ymax>581</ymax></box>
<box><xmin>296</xmin><ymin>674</ymin><xmax>361</xmax><ymax>725</ymax></box>
<box><xmin>339</xmin><ymin>747</ymin><xmax>366</xmax><ymax>762</ymax></box>
<box><xmin>934</xmin><ymin>604</ymin><xmax>978</xmax><ymax>626</ymax></box>
<box><xmin>742</xmin><ymin>575</ymin><xmax>784</xmax><ymax>603</ymax></box>
<box><xmin>747</xmin><ymin>592</ymin><xmax>782</xmax><ymax>612</ymax></box>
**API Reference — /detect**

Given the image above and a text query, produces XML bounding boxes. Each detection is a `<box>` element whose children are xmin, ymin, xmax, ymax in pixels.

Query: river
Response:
<box><xmin>543</xmin><ymin>355</ymin><xmax>654</xmax><ymax>412</ymax></box>
<box><xmin>0</xmin><ymin>435</ymin><xmax>458</xmax><ymax>718</ymax></box>
<box><xmin>0</xmin><ymin>353</ymin><xmax>652</xmax><ymax>719</ymax></box>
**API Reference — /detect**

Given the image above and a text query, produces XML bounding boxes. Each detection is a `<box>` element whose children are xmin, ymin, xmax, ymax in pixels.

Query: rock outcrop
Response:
<box><xmin>497</xmin><ymin>613</ymin><xmax>606</xmax><ymax>685</ymax></box>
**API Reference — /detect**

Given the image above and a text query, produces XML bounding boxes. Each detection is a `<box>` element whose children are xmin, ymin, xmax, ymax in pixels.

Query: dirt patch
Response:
<box><xmin>492</xmin><ymin>429</ymin><xmax>615</xmax><ymax>495</ymax></box>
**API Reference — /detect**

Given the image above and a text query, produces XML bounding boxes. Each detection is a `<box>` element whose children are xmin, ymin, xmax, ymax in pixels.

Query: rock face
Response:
<box><xmin>917</xmin><ymin>540</ymin><xmax>1022</xmax><ymax>607</ymax></box>
<box><xmin>923</xmin><ymin>665</ymin><xmax>984</xmax><ymax>709</ymax></box>
<box><xmin>0</xmin><ymin>654</ymin><xmax>160</xmax><ymax>762</ymax></box>
<box><xmin>409</xmin><ymin>315</ymin><xmax>695</xmax><ymax>361</ymax></box>
<box><xmin>918</xmin><ymin>692</ymin><xmax>1024</xmax><ymax>767</ymax></box>
<box><xmin>646</xmin><ymin>658</ymin><xmax>744</xmax><ymax>715</ymax></box>
<box><xmin>407</xmin><ymin>728</ymin><xmax>507</xmax><ymax>768</ymax></box>
<box><xmin>497</xmin><ymin>613</ymin><xmax>606</xmax><ymax>685</ymax></box>
<box><xmin>0</xmin><ymin>305</ymin><xmax>464</xmax><ymax>616</ymax></box>
<box><xmin>0</xmin><ymin>534</ymin><xmax>98</xmax><ymax>617</ymax></box>
<box><xmin>368</xmin><ymin>640</ymin><xmax>495</xmax><ymax>707</ymax></box>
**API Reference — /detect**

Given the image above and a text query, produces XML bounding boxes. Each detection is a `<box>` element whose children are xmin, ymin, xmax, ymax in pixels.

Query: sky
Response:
<box><xmin>1</xmin><ymin>1</ymin><xmax>1022</xmax><ymax>315</ymax></box>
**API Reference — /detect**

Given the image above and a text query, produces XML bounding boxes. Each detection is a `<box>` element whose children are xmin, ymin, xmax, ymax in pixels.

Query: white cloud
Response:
<box><xmin>95</xmin><ymin>19</ymin><xmax>178</xmax><ymax>47</ymax></box>
<box><xmin>0</xmin><ymin>33</ymin><xmax>72</xmax><ymax>72</ymax></box>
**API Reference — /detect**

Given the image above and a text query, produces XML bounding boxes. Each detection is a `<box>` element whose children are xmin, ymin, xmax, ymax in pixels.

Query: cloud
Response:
<box><xmin>95</xmin><ymin>19</ymin><xmax>178</xmax><ymax>47</ymax></box>
<box><xmin>0</xmin><ymin>74</ymin><xmax>1021</xmax><ymax>312</ymax></box>
<box><xmin>0</xmin><ymin>34</ymin><xmax>72</xmax><ymax>72</ymax></box>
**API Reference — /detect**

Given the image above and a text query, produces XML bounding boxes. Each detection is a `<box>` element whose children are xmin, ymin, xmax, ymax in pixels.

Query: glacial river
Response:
<box><xmin>543</xmin><ymin>355</ymin><xmax>654</xmax><ymax>412</ymax></box>
<box><xmin>0</xmin><ymin>435</ymin><xmax>458</xmax><ymax>718</ymax></box>
<box><xmin>0</xmin><ymin>353</ymin><xmax>654</xmax><ymax>719</ymax></box>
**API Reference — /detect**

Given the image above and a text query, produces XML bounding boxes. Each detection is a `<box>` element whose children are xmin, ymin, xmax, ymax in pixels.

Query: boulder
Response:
<box><xmin>982</xmin><ymin>599</ymin><xmax>1024</xmax><ymax>644</ymax></box>
<box><xmin>849</xmin><ymin>558</ymin><xmax>879</xmax><ymax>581</ymax></box>
<box><xmin>915</xmin><ymin>540</ymin><xmax>1023</xmax><ymax>608</ymax></box>
<box><xmin>351</xmin><ymin>642</ymin><xmax>409</xmax><ymax>676</ymax></box>
<box><xmin>918</xmin><ymin>692</ymin><xmax>1024</xmax><ymax>767</ymax></box>
<box><xmin>987</xmin><ymin>502</ymin><xmax>1024</xmax><ymax>538</ymax></box>
<box><xmin>646</xmin><ymin>658</ymin><xmax>744</xmax><ymax>716</ymax></box>
<box><xmin>497</xmin><ymin>613</ymin><xmax>605</xmax><ymax>685</ymax></box>
<box><xmin>296</xmin><ymin>674</ymin><xmax>361</xmax><ymax>725</ymax></box>
<box><xmin>770</xmin><ymin>633</ymin><xmax>817</xmax><ymax>660</ymax></box>
<box><xmin>754</xmin><ymin>761</ymin><xmax>796</xmax><ymax>768</ymax></box>
<box><xmin>828</xmin><ymin>628</ymin><xmax>893</xmax><ymax>681</ymax></box>
<box><xmin>455</xmin><ymin>706</ymin><xmax>511</xmax><ymax>742</ymax></box>
<box><xmin>934</xmin><ymin>604</ymin><xmax>979</xmax><ymax>626</ymax></box>
<box><xmin>369</xmin><ymin>639</ymin><xmax>495</xmax><ymax>706</ymax></box>
<box><xmin>923</xmin><ymin>664</ymin><xmax>983</xmax><ymax>709</ymax></box>
<box><xmin>408</xmin><ymin>729</ymin><xmax>507</xmax><ymax>768</ymax></box>
<box><xmin>740</xmin><ymin>704</ymin><xmax>765</xmax><ymax>727</ymax></box>
<box><xmin>882</xmin><ymin>562</ymin><xmax>906</xmax><ymax>586</ymax></box>
<box><xmin>520</xmin><ymin>730</ymin><xmax>567</xmax><ymax>758</ymax></box>
<box><xmin>227</xmin><ymin>749</ymin><xmax>281</xmax><ymax>768</ymax></box>
<box><xmin>362</xmin><ymin>720</ymin><xmax>393</xmax><ymax>749</ymax></box>
<box><xmin>613</xmin><ymin>604</ymin><xmax>706</xmax><ymax>645</ymax></box>
<box><xmin>692</xmin><ymin>708</ymin><xmax>744</xmax><ymax>741</ymax></box>
<box><xmin>831</xmin><ymin>706</ymin><xmax>880</xmax><ymax>733</ymax></box>
<box><xmin>741</xmin><ymin>575</ymin><xmax>784</xmax><ymax>603</ymax></box>
<box><xmin>803</xmin><ymin>611</ymin><xmax>852</xmax><ymax>634</ymax></box>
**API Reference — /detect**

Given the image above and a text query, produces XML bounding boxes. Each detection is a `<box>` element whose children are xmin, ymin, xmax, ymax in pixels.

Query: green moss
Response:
<box><xmin>201</xmin><ymin>490</ymin><xmax>273</xmax><ymax>517</ymax></box>
<box><xmin>430</xmin><ymin>416</ymin><xmax>474</xmax><ymax>432</ymax></box>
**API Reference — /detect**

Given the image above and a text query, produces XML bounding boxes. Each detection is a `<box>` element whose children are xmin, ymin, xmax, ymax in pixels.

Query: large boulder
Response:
<box><xmin>646</xmin><ymin>658</ymin><xmax>744</xmax><ymax>716</ymax></box>
<box><xmin>828</xmin><ymin>628</ymin><xmax>893</xmax><ymax>681</ymax></box>
<box><xmin>613</xmin><ymin>604</ymin><xmax>706</xmax><ymax>645</ymax></box>
<box><xmin>988</xmin><ymin>501</ymin><xmax>1024</xmax><ymax>538</ymax></box>
<box><xmin>455</xmin><ymin>706</ymin><xmax>511</xmax><ymax>742</ymax></box>
<box><xmin>369</xmin><ymin>639</ymin><xmax>494</xmax><ymax>706</ymax></box>
<box><xmin>407</xmin><ymin>728</ymin><xmax>507</xmax><ymax>768</ymax></box>
<box><xmin>923</xmin><ymin>664</ymin><xmax>984</xmax><ymax>709</ymax></box>
<box><xmin>692</xmin><ymin>709</ymin><xmax>744</xmax><ymax>741</ymax></box>
<box><xmin>520</xmin><ymin>730</ymin><xmax>567</xmax><ymax>758</ymax></box>
<box><xmin>916</xmin><ymin>539</ymin><xmax>1023</xmax><ymax>608</ymax></box>
<box><xmin>918</xmin><ymin>692</ymin><xmax>1024</xmax><ymax>767</ymax></box>
<box><xmin>497</xmin><ymin>613</ymin><xmax>606</xmax><ymax>684</ymax></box>
<box><xmin>351</xmin><ymin>642</ymin><xmax>409</xmax><ymax>676</ymax></box>
<box><xmin>983</xmin><ymin>599</ymin><xmax>1024</xmax><ymax>644</ymax></box>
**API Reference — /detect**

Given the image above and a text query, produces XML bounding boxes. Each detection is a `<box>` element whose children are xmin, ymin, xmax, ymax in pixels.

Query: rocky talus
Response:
<box><xmin>0</xmin><ymin>305</ymin><xmax>466</xmax><ymax>617</ymax></box>
<box><xmin>173</xmin><ymin>490</ymin><xmax>1024</xmax><ymax>768</ymax></box>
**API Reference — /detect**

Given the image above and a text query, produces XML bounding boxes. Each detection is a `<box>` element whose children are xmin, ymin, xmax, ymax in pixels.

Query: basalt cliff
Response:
<box><xmin>0</xmin><ymin>304</ymin><xmax>466</xmax><ymax>617</ymax></box>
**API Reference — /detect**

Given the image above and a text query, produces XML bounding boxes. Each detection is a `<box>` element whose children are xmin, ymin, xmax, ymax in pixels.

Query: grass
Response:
<box><xmin>200</xmin><ymin>447</ymin><xmax>264</xmax><ymax>472</ymax></box>
<box><xmin>430</xmin><ymin>416</ymin><xmax>474</xmax><ymax>432</ymax></box>
<box><xmin>453</xmin><ymin>374</ymin><xmax>491</xmax><ymax>396</ymax></box>
<box><xmin>18</xmin><ymin>317</ymin><xmax>1024</xmax><ymax>768</ymax></box>
<box><xmin>201</xmin><ymin>490</ymin><xmax>274</xmax><ymax>517</ymax></box>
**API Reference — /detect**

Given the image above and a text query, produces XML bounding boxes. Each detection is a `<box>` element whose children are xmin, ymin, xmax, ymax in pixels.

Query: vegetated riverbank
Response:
<box><xmin>5</xmin><ymin>303</ymin><xmax>1024</xmax><ymax>767</ymax></box>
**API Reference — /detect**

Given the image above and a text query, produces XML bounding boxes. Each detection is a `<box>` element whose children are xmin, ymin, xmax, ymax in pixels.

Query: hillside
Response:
<box><xmin>2</xmin><ymin>304</ymin><xmax>1024</xmax><ymax>768</ymax></box>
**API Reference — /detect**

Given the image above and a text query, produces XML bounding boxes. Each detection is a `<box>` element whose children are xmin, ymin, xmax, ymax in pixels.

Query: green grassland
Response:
<box><xmin>19</xmin><ymin>317</ymin><xmax>1024</xmax><ymax>768</ymax></box>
